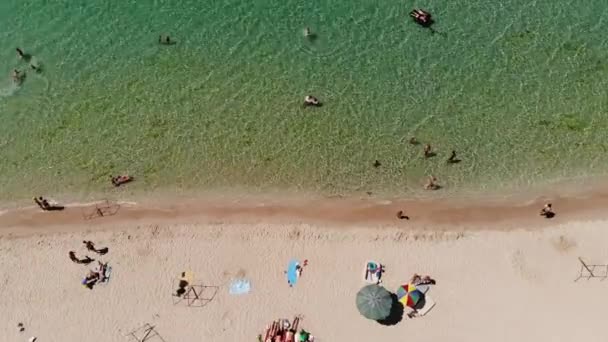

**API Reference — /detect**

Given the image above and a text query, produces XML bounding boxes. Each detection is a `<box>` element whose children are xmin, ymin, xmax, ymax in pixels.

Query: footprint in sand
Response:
<box><xmin>551</xmin><ymin>235</ymin><xmax>577</xmax><ymax>253</ymax></box>
<box><xmin>510</xmin><ymin>249</ymin><xmax>537</xmax><ymax>280</ymax></box>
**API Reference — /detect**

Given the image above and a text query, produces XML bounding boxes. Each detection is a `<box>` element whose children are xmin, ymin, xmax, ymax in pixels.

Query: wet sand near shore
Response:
<box><xmin>2</xmin><ymin>179</ymin><xmax>608</xmax><ymax>237</ymax></box>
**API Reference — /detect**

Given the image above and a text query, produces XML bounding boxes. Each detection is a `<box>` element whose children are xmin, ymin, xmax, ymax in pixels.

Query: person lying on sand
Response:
<box><xmin>264</xmin><ymin>321</ymin><xmax>280</xmax><ymax>342</ymax></box>
<box><xmin>33</xmin><ymin>196</ymin><xmax>49</xmax><ymax>210</ymax></box>
<box><xmin>396</xmin><ymin>210</ymin><xmax>409</xmax><ymax>220</ymax></box>
<box><xmin>82</xmin><ymin>271</ymin><xmax>100</xmax><ymax>289</ymax></box>
<box><xmin>424</xmin><ymin>176</ymin><xmax>440</xmax><ymax>190</ymax></box>
<box><xmin>69</xmin><ymin>251</ymin><xmax>94</xmax><ymax>265</ymax></box>
<box><xmin>111</xmin><ymin>174</ymin><xmax>133</xmax><ymax>187</ymax></box>
<box><xmin>410</xmin><ymin>273</ymin><xmax>436</xmax><ymax>285</ymax></box>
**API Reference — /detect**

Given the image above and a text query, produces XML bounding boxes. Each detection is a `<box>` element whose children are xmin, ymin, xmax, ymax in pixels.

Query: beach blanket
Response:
<box><xmin>287</xmin><ymin>260</ymin><xmax>299</xmax><ymax>287</ymax></box>
<box><xmin>229</xmin><ymin>279</ymin><xmax>251</xmax><ymax>295</ymax></box>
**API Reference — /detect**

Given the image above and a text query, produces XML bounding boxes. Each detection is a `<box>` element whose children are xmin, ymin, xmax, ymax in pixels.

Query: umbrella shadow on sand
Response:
<box><xmin>377</xmin><ymin>294</ymin><xmax>404</xmax><ymax>326</ymax></box>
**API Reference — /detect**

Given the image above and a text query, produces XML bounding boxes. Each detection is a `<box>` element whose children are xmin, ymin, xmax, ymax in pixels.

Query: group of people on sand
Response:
<box><xmin>260</xmin><ymin>316</ymin><xmax>314</xmax><ymax>342</ymax></box>
<box><xmin>69</xmin><ymin>240</ymin><xmax>110</xmax><ymax>289</ymax></box>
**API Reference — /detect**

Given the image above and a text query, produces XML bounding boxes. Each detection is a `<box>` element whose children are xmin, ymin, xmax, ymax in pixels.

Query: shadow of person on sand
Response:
<box><xmin>377</xmin><ymin>294</ymin><xmax>404</xmax><ymax>326</ymax></box>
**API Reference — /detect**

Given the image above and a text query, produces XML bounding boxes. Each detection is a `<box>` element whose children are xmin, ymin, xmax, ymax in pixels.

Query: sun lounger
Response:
<box><xmin>416</xmin><ymin>294</ymin><xmax>436</xmax><ymax>316</ymax></box>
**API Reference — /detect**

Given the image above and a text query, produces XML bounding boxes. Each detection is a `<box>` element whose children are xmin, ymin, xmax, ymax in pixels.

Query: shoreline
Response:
<box><xmin>2</xmin><ymin>176</ymin><xmax>608</xmax><ymax>237</ymax></box>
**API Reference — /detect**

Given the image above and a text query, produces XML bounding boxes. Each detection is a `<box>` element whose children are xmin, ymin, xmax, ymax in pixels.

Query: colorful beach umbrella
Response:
<box><xmin>356</xmin><ymin>284</ymin><xmax>393</xmax><ymax>320</ymax></box>
<box><xmin>396</xmin><ymin>283</ymin><xmax>424</xmax><ymax>308</ymax></box>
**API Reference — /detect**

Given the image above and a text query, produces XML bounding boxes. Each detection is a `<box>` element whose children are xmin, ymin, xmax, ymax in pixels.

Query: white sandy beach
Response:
<box><xmin>2</xmin><ymin>218</ymin><xmax>608</xmax><ymax>342</ymax></box>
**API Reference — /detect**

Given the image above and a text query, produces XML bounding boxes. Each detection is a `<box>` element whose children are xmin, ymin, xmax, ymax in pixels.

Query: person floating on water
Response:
<box><xmin>409</xmin><ymin>9</ymin><xmax>433</xmax><ymax>27</ymax></box>
<box><xmin>304</xmin><ymin>95</ymin><xmax>321</xmax><ymax>107</ymax></box>
<box><xmin>11</xmin><ymin>69</ymin><xmax>24</xmax><ymax>84</ymax></box>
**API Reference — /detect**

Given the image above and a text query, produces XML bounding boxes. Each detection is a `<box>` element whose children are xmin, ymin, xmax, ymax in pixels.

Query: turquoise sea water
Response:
<box><xmin>1</xmin><ymin>0</ymin><xmax>608</xmax><ymax>200</ymax></box>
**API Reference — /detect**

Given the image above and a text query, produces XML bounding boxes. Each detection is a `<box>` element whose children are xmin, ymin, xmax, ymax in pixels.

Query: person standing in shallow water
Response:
<box><xmin>16</xmin><ymin>48</ymin><xmax>25</xmax><ymax>59</ymax></box>
<box><xmin>423</xmin><ymin>144</ymin><xmax>433</xmax><ymax>158</ymax></box>
<box><xmin>159</xmin><ymin>35</ymin><xmax>173</xmax><ymax>45</ymax></box>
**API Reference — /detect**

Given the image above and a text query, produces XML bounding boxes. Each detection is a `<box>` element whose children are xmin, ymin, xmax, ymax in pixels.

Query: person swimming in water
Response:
<box><xmin>159</xmin><ymin>35</ymin><xmax>174</xmax><ymax>45</ymax></box>
<box><xmin>410</xmin><ymin>9</ymin><xmax>433</xmax><ymax>27</ymax></box>
<box><xmin>11</xmin><ymin>69</ymin><xmax>24</xmax><ymax>84</ymax></box>
<box><xmin>304</xmin><ymin>95</ymin><xmax>321</xmax><ymax>107</ymax></box>
<box><xmin>16</xmin><ymin>48</ymin><xmax>32</xmax><ymax>62</ymax></box>
<box><xmin>30</xmin><ymin>62</ymin><xmax>42</xmax><ymax>73</ymax></box>
<box><xmin>303</xmin><ymin>27</ymin><xmax>317</xmax><ymax>42</ymax></box>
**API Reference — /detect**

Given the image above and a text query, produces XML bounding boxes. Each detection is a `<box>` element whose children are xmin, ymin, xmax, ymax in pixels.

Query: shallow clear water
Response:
<box><xmin>1</xmin><ymin>0</ymin><xmax>608</xmax><ymax>199</ymax></box>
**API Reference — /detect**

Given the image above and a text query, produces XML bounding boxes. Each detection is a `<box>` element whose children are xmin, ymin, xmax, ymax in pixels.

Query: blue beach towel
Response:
<box><xmin>229</xmin><ymin>279</ymin><xmax>251</xmax><ymax>295</ymax></box>
<box><xmin>287</xmin><ymin>259</ymin><xmax>299</xmax><ymax>287</ymax></box>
